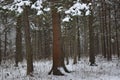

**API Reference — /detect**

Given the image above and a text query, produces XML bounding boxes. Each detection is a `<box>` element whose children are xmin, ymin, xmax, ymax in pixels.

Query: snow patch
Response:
<box><xmin>62</xmin><ymin>15</ymin><xmax>72</xmax><ymax>22</ymax></box>
<box><xmin>65</xmin><ymin>1</ymin><xmax>90</xmax><ymax>16</ymax></box>
<box><xmin>9</xmin><ymin>0</ymin><xmax>31</xmax><ymax>14</ymax></box>
<box><xmin>1</xmin><ymin>57</ymin><xmax>120</xmax><ymax>80</ymax></box>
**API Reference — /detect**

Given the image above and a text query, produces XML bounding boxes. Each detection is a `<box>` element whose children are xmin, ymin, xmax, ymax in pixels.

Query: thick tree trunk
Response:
<box><xmin>89</xmin><ymin>7</ymin><xmax>97</xmax><ymax>66</ymax></box>
<box><xmin>49</xmin><ymin>1</ymin><xmax>69</xmax><ymax>75</ymax></box>
<box><xmin>23</xmin><ymin>6</ymin><xmax>33</xmax><ymax>75</ymax></box>
<box><xmin>15</xmin><ymin>15</ymin><xmax>23</xmax><ymax>67</ymax></box>
<box><xmin>51</xmin><ymin>6</ymin><xmax>63</xmax><ymax>75</ymax></box>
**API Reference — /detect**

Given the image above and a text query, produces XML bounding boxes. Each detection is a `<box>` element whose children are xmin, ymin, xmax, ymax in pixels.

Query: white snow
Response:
<box><xmin>31</xmin><ymin>0</ymin><xmax>43</xmax><ymax>10</ymax></box>
<box><xmin>14</xmin><ymin>0</ymin><xmax>31</xmax><ymax>6</ymax></box>
<box><xmin>0</xmin><ymin>0</ymin><xmax>4</xmax><ymax>2</ymax></box>
<box><xmin>16</xmin><ymin>6</ymin><xmax>23</xmax><ymax>14</ymax></box>
<box><xmin>43</xmin><ymin>8</ymin><xmax>50</xmax><ymax>12</ymax></box>
<box><xmin>30</xmin><ymin>22</ymin><xmax>39</xmax><ymax>30</ymax></box>
<box><xmin>37</xmin><ymin>10</ymin><xmax>43</xmax><ymax>15</ymax></box>
<box><xmin>88</xmin><ymin>3</ymin><xmax>92</xmax><ymax>6</ymax></box>
<box><xmin>31</xmin><ymin>0</ymin><xmax>44</xmax><ymax>15</ymax></box>
<box><xmin>62</xmin><ymin>15</ymin><xmax>72</xmax><ymax>22</ymax></box>
<box><xmin>2</xmin><ymin>6</ymin><xmax>8</xmax><ymax>10</ymax></box>
<box><xmin>65</xmin><ymin>1</ymin><xmax>90</xmax><ymax>16</ymax></box>
<box><xmin>63</xmin><ymin>1</ymin><xmax>91</xmax><ymax>22</ymax></box>
<box><xmin>85</xmin><ymin>10</ymin><xmax>91</xmax><ymax>16</ymax></box>
<box><xmin>58</xmin><ymin>6</ymin><xmax>63</xmax><ymax>12</ymax></box>
<box><xmin>0</xmin><ymin>56</ymin><xmax>120</xmax><ymax>80</ymax></box>
<box><xmin>9</xmin><ymin>0</ymin><xmax>31</xmax><ymax>14</ymax></box>
<box><xmin>111</xmin><ymin>38</ymin><xmax>115</xmax><ymax>43</ymax></box>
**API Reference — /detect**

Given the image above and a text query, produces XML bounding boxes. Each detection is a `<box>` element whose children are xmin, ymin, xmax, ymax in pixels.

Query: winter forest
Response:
<box><xmin>0</xmin><ymin>0</ymin><xmax>120</xmax><ymax>80</ymax></box>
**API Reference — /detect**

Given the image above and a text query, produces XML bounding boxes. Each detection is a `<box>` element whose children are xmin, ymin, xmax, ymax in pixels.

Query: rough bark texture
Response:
<box><xmin>23</xmin><ymin>6</ymin><xmax>33</xmax><ymax>75</ymax></box>
<box><xmin>49</xmin><ymin>0</ymin><xmax>69</xmax><ymax>75</ymax></box>
<box><xmin>0</xmin><ymin>36</ymin><xmax>2</xmax><ymax>64</ymax></box>
<box><xmin>89</xmin><ymin>6</ymin><xmax>96</xmax><ymax>66</ymax></box>
<box><xmin>114</xmin><ymin>6</ymin><xmax>119</xmax><ymax>58</ymax></box>
<box><xmin>73</xmin><ymin>19</ymin><xmax>77</xmax><ymax>64</ymax></box>
<box><xmin>4</xmin><ymin>31</ymin><xmax>7</xmax><ymax>58</ymax></box>
<box><xmin>15</xmin><ymin>15</ymin><xmax>22</xmax><ymax>67</ymax></box>
<box><xmin>52</xmin><ymin>6</ymin><xmax>63</xmax><ymax>75</ymax></box>
<box><xmin>77</xmin><ymin>31</ymin><xmax>81</xmax><ymax>61</ymax></box>
<box><xmin>101</xmin><ymin>0</ymin><xmax>106</xmax><ymax>58</ymax></box>
<box><xmin>107</xmin><ymin>5</ymin><xmax>112</xmax><ymax>61</ymax></box>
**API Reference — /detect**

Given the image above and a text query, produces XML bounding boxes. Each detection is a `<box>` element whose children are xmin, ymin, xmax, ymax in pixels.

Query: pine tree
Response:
<box><xmin>49</xmin><ymin>0</ymin><xmax>69</xmax><ymax>75</ymax></box>
<box><xmin>23</xmin><ymin>6</ymin><xmax>33</xmax><ymax>75</ymax></box>
<box><xmin>15</xmin><ymin>15</ymin><xmax>23</xmax><ymax>67</ymax></box>
<box><xmin>0</xmin><ymin>35</ymin><xmax>1</xmax><ymax>65</ymax></box>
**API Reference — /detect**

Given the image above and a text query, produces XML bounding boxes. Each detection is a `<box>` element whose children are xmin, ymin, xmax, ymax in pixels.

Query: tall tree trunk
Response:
<box><xmin>49</xmin><ymin>1</ymin><xmax>69</xmax><ymax>75</ymax></box>
<box><xmin>104</xmin><ymin>0</ymin><xmax>109</xmax><ymax>59</ymax></box>
<box><xmin>48</xmin><ymin>3</ymin><xmax>63</xmax><ymax>75</ymax></box>
<box><xmin>107</xmin><ymin>5</ymin><xmax>112</xmax><ymax>61</ymax></box>
<box><xmin>4</xmin><ymin>16</ymin><xmax>8</xmax><ymax>59</ymax></box>
<box><xmin>23</xmin><ymin>6</ymin><xmax>33</xmax><ymax>75</ymax></box>
<box><xmin>114</xmin><ymin>6</ymin><xmax>119</xmax><ymax>58</ymax></box>
<box><xmin>89</xmin><ymin>5</ymin><xmax>96</xmax><ymax>66</ymax></box>
<box><xmin>4</xmin><ymin>31</ymin><xmax>7</xmax><ymax>58</ymax></box>
<box><xmin>44</xmin><ymin>26</ymin><xmax>51</xmax><ymax>58</ymax></box>
<box><xmin>77</xmin><ymin>17</ymin><xmax>81</xmax><ymax>61</ymax></box>
<box><xmin>52</xmin><ymin>6</ymin><xmax>63</xmax><ymax>75</ymax></box>
<box><xmin>101</xmin><ymin>0</ymin><xmax>106</xmax><ymax>58</ymax></box>
<box><xmin>99</xmin><ymin>1</ymin><xmax>103</xmax><ymax>55</ymax></box>
<box><xmin>3</xmin><ymin>14</ymin><xmax>7</xmax><ymax>59</ymax></box>
<box><xmin>0</xmin><ymin>36</ymin><xmax>2</xmax><ymax>64</ymax></box>
<box><xmin>73</xmin><ymin>17</ymin><xmax>78</xmax><ymax>64</ymax></box>
<box><xmin>15</xmin><ymin>15</ymin><xmax>23</xmax><ymax>67</ymax></box>
<box><xmin>38</xmin><ymin>31</ymin><xmax>42</xmax><ymax>59</ymax></box>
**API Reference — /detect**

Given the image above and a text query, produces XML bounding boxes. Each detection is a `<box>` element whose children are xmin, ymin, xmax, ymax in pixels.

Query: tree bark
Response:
<box><xmin>4</xmin><ymin>31</ymin><xmax>7</xmax><ymax>58</ymax></box>
<box><xmin>77</xmin><ymin>17</ymin><xmax>81</xmax><ymax>61</ymax></box>
<box><xmin>49</xmin><ymin>0</ymin><xmax>69</xmax><ymax>75</ymax></box>
<box><xmin>0</xmin><ymin>36</ymin><xmax>2</xmax><ymax>64</ymax></box>
<box><xmin>101</xmin><ymin>0</ymin><xmax>106</xmax><ymax>58</ymax></box>
<box><xmin>107</xmin><ymin>4</ymin><xmax>112</xmax><ymax>61</ymax></box>
<box><xmin>15</xmin><ymin>15</ymin><xmax>23</xmax><ymax>67</ymax></box>
<box><xmin>23</xmin><ymin>6</ymin><xmax>33</xmax><ymax>75</ymax></box>
<box><xmin>114</xmin><ymin>5</ymin><xmax>119</xmax><ymax>58</ymax></box>
<box><xmin>73</xmin><ymin>17</ymin><xmax>78</xmax><ymax>64</ymax></box>
<box><xmin>51</xmin><ymin>6</ymin><xmax>63</xmax><ymax>75</ymax></box>
<box><xmin>89</xmin><ymin>5</ymin><xmax>96</xmax><ymax>66</ymax></box>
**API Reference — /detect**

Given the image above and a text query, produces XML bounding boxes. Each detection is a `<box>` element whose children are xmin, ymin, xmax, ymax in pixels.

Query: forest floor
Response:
<box><xmin>0</xmin><ymin>56</ymin><xmax>120</xmax><ymax>80</ymax></box>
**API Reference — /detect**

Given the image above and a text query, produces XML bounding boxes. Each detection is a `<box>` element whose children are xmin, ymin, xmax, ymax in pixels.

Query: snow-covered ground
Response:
<box><xmin>0</xmin><ymin>56</ymin><xmax>120</xmax><ymax>80</ymax></box>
